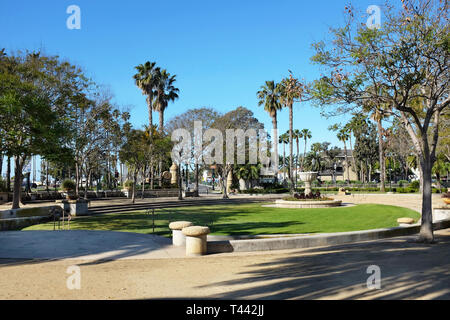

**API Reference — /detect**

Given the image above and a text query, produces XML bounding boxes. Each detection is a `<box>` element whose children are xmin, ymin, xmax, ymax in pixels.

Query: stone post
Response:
<box><xmin>170</xmin><ymin>163</ymin><xmax>178</xmax><ymax>185</ymax></box>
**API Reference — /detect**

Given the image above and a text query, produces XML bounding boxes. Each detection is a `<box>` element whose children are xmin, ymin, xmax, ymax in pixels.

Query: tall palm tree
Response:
<box><xmin>299</xmin><ymin>129</ymin><xmax>312</xmax><ymax>170</ymax></box>
<box><xmin>153</xmin><ymin>69</ymin><xmax>179</xmax><ymax>134</ymax></box>
<box><xmin>278</xmin><ymin>72</ymin><xmax>304</xmax><ymax>192</ymax></box>
<box><xmin>257</xmin><ymin>81</ymin><xmax>282</xmax><ymax>181</ymax></box>
<box><xmin>133</xmin><ymin>61</ymin><xmax>159</xmax><ymax>136</ymax></box>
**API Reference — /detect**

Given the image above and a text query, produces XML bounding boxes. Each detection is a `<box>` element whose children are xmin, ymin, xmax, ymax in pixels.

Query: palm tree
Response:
<box><xmin>153</xmin><ymin>69</ymin><xmax>179</xmax><ymax>134</ymax></box>
<box><xmin>299</xmin><ymin>129</ymin><xmax>312</xmax><ymax>170</ymax></box>
<box><xmin>133</xmin><ymin>61</ymin><xmax>158</xmax><ymax>136</ymax></box>
<box><xmin>257</xmin><ymin>81</ymin><xmax>282</xmax><ymax>181</ymax></box>
<box><xmin>278</xmin><ymin>72</ymin><xmax>304</xmax><ymax>192</ymax></box>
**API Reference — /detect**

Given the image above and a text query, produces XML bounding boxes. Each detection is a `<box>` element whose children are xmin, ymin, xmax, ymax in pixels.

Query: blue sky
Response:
<box><xmin>1</xmin><ymin>0</ymin><xmax>382</xmax><ymax>154</ymax></box>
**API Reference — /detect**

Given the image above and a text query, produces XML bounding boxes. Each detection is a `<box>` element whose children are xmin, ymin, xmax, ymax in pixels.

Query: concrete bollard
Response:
<box><xmin>397</xmin><ymin>217</ymin><xmax>415</xmax><ymax>227</ymax></box>
<box><xmin>182</xmin><ymin>226</ymin><xmax>210</xmax><ymax>256</ymax></box>
<box><xmin>169</xmin><ymin>221</ymin><xmax>193</xmax><ymax>246</ymax></box>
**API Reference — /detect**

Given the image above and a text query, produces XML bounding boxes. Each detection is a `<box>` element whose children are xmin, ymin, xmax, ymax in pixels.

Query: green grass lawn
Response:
<box><xmin>24</xmin><ymin>203</ymin><xmax>420</xmax><ymax>237</ymax></box>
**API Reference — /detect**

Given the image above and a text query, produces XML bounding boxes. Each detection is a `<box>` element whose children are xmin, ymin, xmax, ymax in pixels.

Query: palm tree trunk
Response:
<box><xmin>272</xmin><ymin>115</ymin><xmax>279</xmax><ymax>184</ymax></box>
<box><xmin>349</xmin><ymin>135</ymin><xmax>357</xmax><ymax>181</ymax></box>
<box><xmin>283</xmin><ymin>144</ymin><xmax>286</xmax><ymax>181</ymax></box>
<box><xmin>296</xmin><ymin>138</ymin><xmax>300</xmax><ymax>187</ymax></box>
<box><xmin>289</xmin><ymin>103</ymin><xmax>294</xmax><ymax>193</ymax></box>
<box><xmin>159</xmin><ymin>110</ymin><xmax>164</xmax><ymax>134</ymax></box>
<box><xmin>302</xmin><ymin>138</ymin><xmax>307</xmax><ymax>170</ymax></box>
<box><xmin>343</xmin><ymin>140</ymin><xmax>350</xmax><ymax>181</ymax></box>
<box><xmin>147</xmin><ymin>96</ymin><xmax>153</xmax><ymax>136</ymax></box>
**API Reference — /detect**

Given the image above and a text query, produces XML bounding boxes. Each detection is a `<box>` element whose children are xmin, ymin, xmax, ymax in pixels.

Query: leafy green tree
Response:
<box><xmin>166</xmin><ymin>107</ymin><xmax>221</xmax><ymax>196</ymax></box>
<box><xmin>119</xmin><ymin>129</ymin><xmax>147</xmax><ymax>203</ymax></box>
<box><xmin>310</xmin><ymin>0</ymin><xmax>449</xmax><ymax>242</ymax></box>
<box><xmin>211</xmin><ymin>107</ymin><xmax>264</xmax><ymax>199</ymax></box>
<box><xmin>0</xmin><ymin>51</ymin><xmax>74</xmax><ymax>208</ymax></box>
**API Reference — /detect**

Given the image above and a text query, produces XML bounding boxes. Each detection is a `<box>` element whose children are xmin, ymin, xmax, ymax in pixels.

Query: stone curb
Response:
<box><xmin>207</xmin><ymin>219</ymin><xmax>450</xmax><ymax>254</ymax></box>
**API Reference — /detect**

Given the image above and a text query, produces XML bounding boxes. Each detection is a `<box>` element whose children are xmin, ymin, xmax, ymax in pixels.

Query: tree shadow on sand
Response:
<box><xmin>195</xmin><ymin>232</ymin><xmax>450</xmax><ymax>300</ymax></box>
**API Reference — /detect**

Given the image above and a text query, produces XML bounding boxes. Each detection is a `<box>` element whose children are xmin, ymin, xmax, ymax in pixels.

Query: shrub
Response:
<box><xmin>398</xmin><ymin>180</ymin><xmax>409</xmax><ymax>187</ymax></box>
<box><xmin>410</xmin><ymin>180</ymin><xmax>420</xmax><ymax>189</ymax></box>
<box><xmin>396</xmin><ymin>187</ymin><xmax>417</xmax><ymax>193</ymax></box>
<box><xmin>432</xmin><ymin>188</ymin><xmax>447</xmax><ymax>194</ymax></box>
<box><xmin>61</xmin><ymin>179</ymin><xmax>76</xmax><ymax>192</ymax></box>
<box><xmin>124</xmin><ymin>180</ymin><xmax>134</xmax><ymax>189</ymax></box>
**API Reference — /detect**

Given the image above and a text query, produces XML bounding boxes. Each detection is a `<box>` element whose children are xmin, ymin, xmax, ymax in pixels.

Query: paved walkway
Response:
<box><xmin>0</xmin><ymin>230</ymin><xmax>184</xmax><ymax>260</ymax></box>
<box><xmin>1</xmin><ymin>229</ymin><xmax>448</xmax><ymax>299</ymax></box>
<box><xmin>332</xmin><ymin>193</ymin><xmax>446</xmax><ymax>213</ymax></box>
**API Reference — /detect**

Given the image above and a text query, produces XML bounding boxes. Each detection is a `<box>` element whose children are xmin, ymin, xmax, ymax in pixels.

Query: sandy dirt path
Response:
<box><xmin>1</xmin><ymin>229</ymin><xmax>449</xmax><ymax>300</ymax></box>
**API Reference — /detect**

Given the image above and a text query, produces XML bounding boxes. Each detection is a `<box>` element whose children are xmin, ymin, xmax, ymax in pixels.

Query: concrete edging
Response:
<box><xmin>207</xmin><ymin>219</ymin><xmax>450</xmax><ymax>254</ymax></box>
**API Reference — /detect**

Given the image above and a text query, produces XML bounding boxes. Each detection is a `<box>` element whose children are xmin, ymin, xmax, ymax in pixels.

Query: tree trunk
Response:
<box><xmin>302</xmin><ymin>138</ymin><xmax>308</xmax><ymax>171</ymax></box>
<box><xmin>296</xmin><ymin>138</ymin><xmax>300</xmax><ymax>188</ymax></box>
<box><xmin>75</xmin><ymin>162</ymin><xmax>80</xmax><ymax>195</ymax></box>
<box><xmin>158</xmin><ymin>161</ymin><xmax>162</xmax><ymax>187</ymax></box>
<box><xmin>6</xmin><ymin>157</ymin><xmax>11</xmax><ymax>192</ymax></box>
<box><xmin>0</xmin><ymin>153</ymin><xmax>3</xmax><ymax>177</ymax></box>
<box><xmin>271</xmin><ymin>115</ymin><xmax>279</xmax><ymax>184</ymax></box>
<box><xmin>12</xmin><ymin>156</ymin><xmax>23</xmax><ymax>209</ymax></box>
<box><xmin>159</xmin><ymin>110</ymin><xmax>164</xmax><ymax>134</ymax></box>
<box><xmin>46</xmin><ymin>161</ymin><xmax>50</xmax><ymax>193</ymax></box>
<box><xmin>84</xmin><ymin>169</ymin><xmax>91</xmax><ymax>200</ymax></box>
<box><xmin>377</xmin><ymin>119</ymin><xmax>386</xmax><ymax>192</ymax></box>
<box><xmin>150</xmin><ymin>166</ymin><xmax>154</xmax><ymax>190</ymax></box>
<box><xmin>194</xmin><ymin>163</ymin><xmax>199</xmax><ymax>197</ymax></box>
<box><xmin>289</xmin><ymin>103</ymin><xmax>294</xmax><ymax>194</ymax></box>
<box><xmin>221</xmin><ymin>174</ymin><xmax>229</xmax><ymax>199</ymax></box>
<box><xmin>131</xmin><ymin>170</ymin><xmax>137</xmax><ymax>204</ymax></box>
<box><xmin>147</xmin><ymin>96</ymin><xmax>153</xmax><ymax>137</ymax></box>
<box><xmin>141</xmin><ymin>167</ymin><xmax>146</xmax><ymax>199</ymax></box>
<box><xmin>343</xmin><ymin>141</ymin><xmax>350</xmax><ymax>182</ymax></box>
<box><xmin>283</xmin><ymin>144</ymin><xmax>286</xmax><ymax>182</ymax></box>
<box><xmin>349</xmin><ymin>135</ymin><xmax>357</xmax><ymax>181</ymax></box>
<box><xmin>178</xmin><ymin>166</ymin><xmax>183</xmax><ymax>200</ymax></box>
<box><xmin>418</xmin><ymin>158</ymin><xmax>434</xmax><ymax>243</ymax></box>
